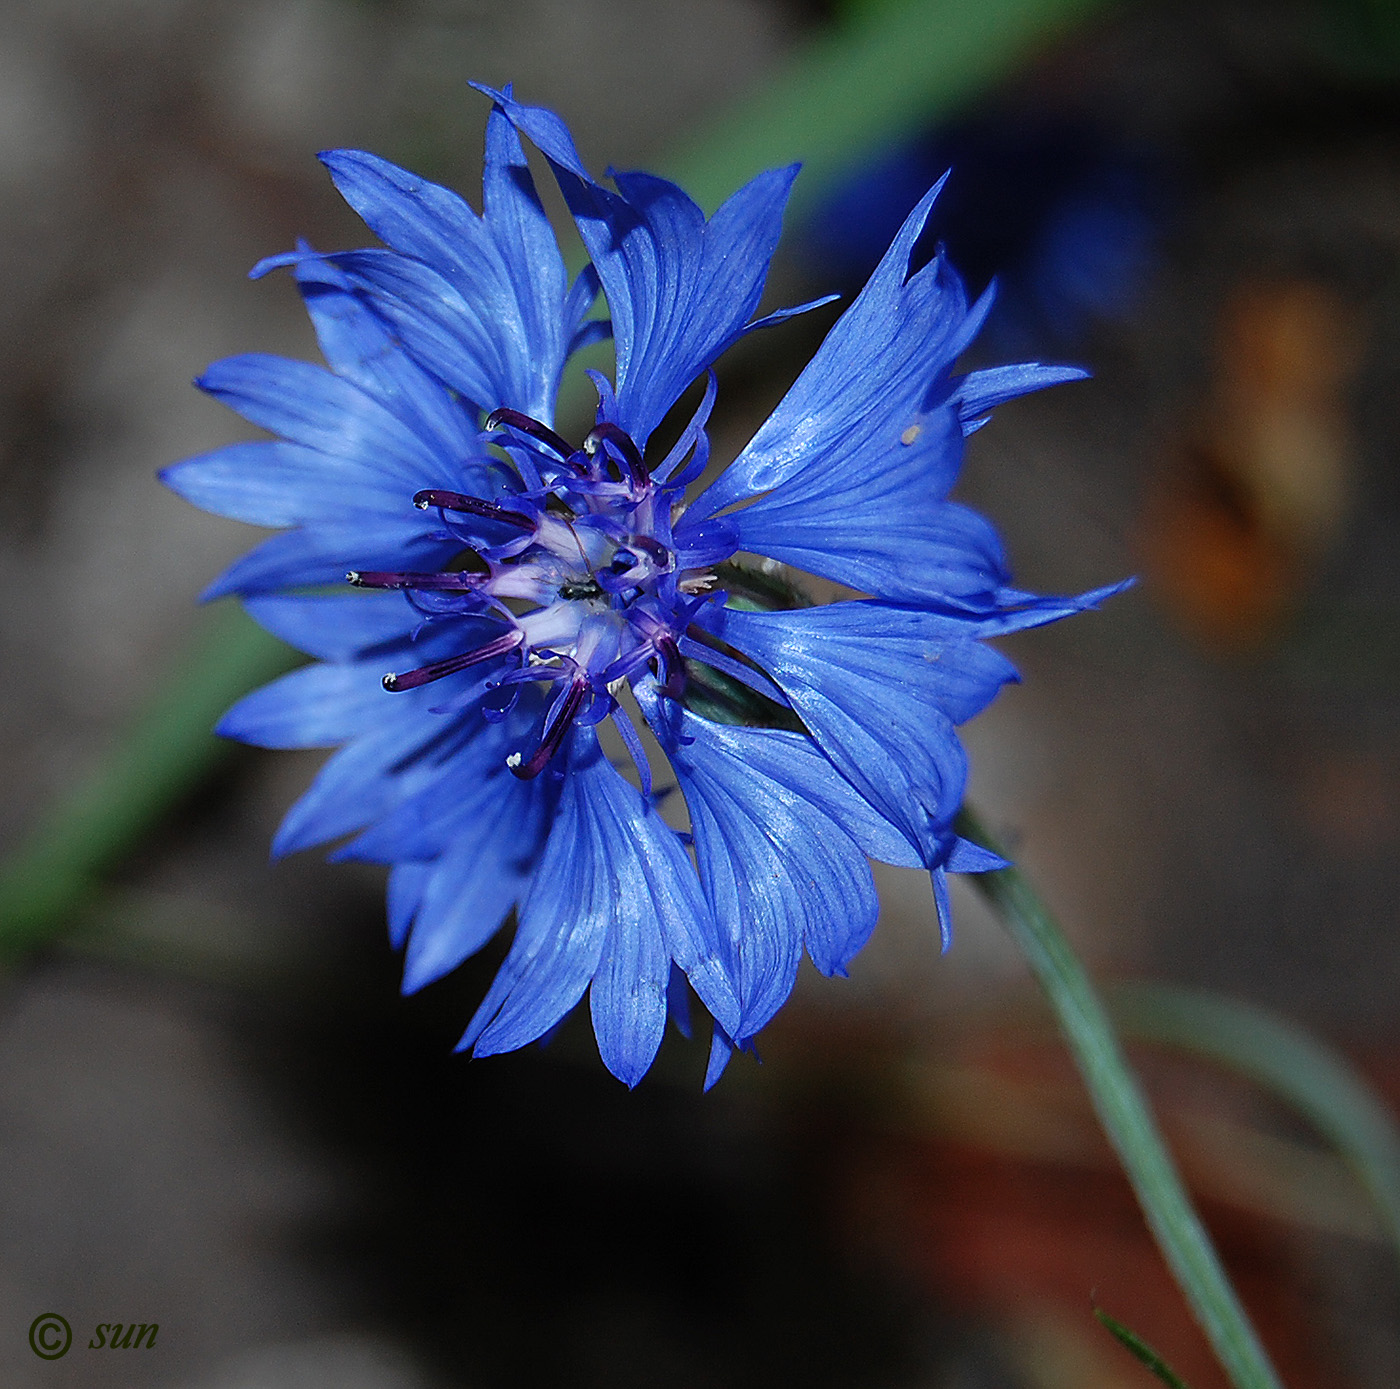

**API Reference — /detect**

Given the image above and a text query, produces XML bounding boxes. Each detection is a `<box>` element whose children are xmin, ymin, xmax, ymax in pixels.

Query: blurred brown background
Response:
<box><xmin>2</xmin><ymin>0</ymin><xmax>1400</xmax><ymax>1385</ymax></box>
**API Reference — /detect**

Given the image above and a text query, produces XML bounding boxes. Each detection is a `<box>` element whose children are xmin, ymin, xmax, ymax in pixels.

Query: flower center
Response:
<box><xmin>347</xmin><ymin>406</ymin><xmax>725</xmax><ymax>778</ymax></box>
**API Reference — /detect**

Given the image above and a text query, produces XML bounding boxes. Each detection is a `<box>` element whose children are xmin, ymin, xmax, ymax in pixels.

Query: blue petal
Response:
<box><xmin>293</xmin><ymin>250</ymin><xmax>515</xmax><ymax>420</ymax></box>
<box><xmin>241</xmin><ymin>592</ymin><xmax>418</xmax><ymax>661</ymax></box>
<box><xmin>729</xmin><ymin>422</ymin><xmax>1013</xmax><ymax>604</ymax></box>
<box><xmin>649</xmin><ymin>698</ymin><xmax>891</xmax><ymax>1041</ymax></box>
<box><xmin>707</xmin><ymin>602</ymin><xmax>999</xmax><ymax>860</ymax></box>
<box><xmin>315</xmin><ymin>147</ymin><xmax>491</xmax><ymax>274</ymax></box>
<box><xmin>387</xmin><ymin>863</ymin><xmax>431</xmax><ymax>949</ymax></box>
<box><xmin>216</xmin><ymin>661</ymin><xmax>390</xmax><ymax>749</ymax></box>
<box><xmin>476</xmin><ymin>84</ymin><xmax>800</xmax><ymax>447</ymax></box>
<box><xmin>666</xmin><ymin>964</ymin><xmax>693</xmax><ymax>1040</ymax></box>
<box><xmin>480</xmin><ymin>101</ymin><xmax>574</xmax><ymax>406</ymax></box>
<box><xmin>716</xmin><ymin>601</ymin><xmax>1020</xmax><ymax>726</ymax></box>
<box><xmin>201</xmin><ymin>514</ymin><xmax>456</xmax><ymax>599</ymax></box>
<box><xmin>270</xmin><ymin>707</ymin><xmax>454</xmax><ymax>858</ymax></box>
<box><xmin>317</xmin><ymin>119</ymin><xmax>572</xmax><ymax>420</ymax></box>
<box><xmin>461</xmin><ymin>734</ymin><xmax>737</xmax><ymax>1085</ymax></box>
<box><xmin>400</xmin><ymin>838</ymin><xmax>529</xmax><ymax>995</ymax></box>
<box><xmin>704</xmin><ymin>1023</ymin><xmax>734</xmax><ymax>1092</ymax></box>
<box><xmin>691</xmin><ymin>178</ymin><xmax>982</xmax><ymax>518</ymax></box>
<box><xmin>954</xmin><ymin>362</ymin><xmax>1089</xmax><ymax>435</ymax></box>
<box><xmin>197</xmin><ymin>354</ymin><xmax>444</xmax><ymax>478</ymax></box>
<box><xmin>257</xmin><ymin>635</ymin><xmax>503</xmax><ymax>857</ymax></box>
<box><xmin>162</xmin><ymin>440</ymin><xmax>418</xmax><ymax>529</ymax></box>
<box><xmin>707</xmin><ymin>588</ymin><xmax>1128</xmax><ymax>860</ymax></box>
<box><xmin>945</xmin><ymin>836</ymin><xmax>1010</xmax><ymax>873</ymax></box>
<box><xmin>390</xmin><ymin>761</ymin><xmax>554</xmax><ymax>994</ymax></box>
<box><xmin>967</xmin><ymin>578</ymin><xmax>1136</xmax><ymax>634</ymax></box>
<box><xmin>290</xmin><ymin>254</ymin><xmax>482</xmax><ymax>458</ymax></box>
<box><xmin>333</xmin><ymin>701</ymin><xmax>528</xmax><ymax>862</ymax></box>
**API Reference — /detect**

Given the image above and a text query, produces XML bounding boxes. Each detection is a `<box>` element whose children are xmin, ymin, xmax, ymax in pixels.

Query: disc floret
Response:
<box><xmin>356</xmin><ymin>386</ymin><xmax>731</xmax><ymax>779</ymax></box>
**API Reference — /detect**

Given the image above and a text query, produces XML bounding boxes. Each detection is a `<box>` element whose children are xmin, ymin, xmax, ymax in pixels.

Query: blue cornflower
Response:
<box><xmin>163</xmin><ymin>85</ymin><xmax>1125</xmax><ymax>1087</ymax></box>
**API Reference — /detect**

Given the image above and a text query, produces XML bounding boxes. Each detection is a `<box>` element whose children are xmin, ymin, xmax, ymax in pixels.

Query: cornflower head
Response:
<box><xmin>163</xmin><ymin>84</ymin><xmax>1126</xmax><ymax>1087</ymax></box>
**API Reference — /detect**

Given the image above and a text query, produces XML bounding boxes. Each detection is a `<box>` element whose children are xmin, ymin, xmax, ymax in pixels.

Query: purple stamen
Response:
<box><xmin>412</xmin><ymin>490</ymin><xmax>535</xmax><ymax>530</ymax></box>
<box><xmin>583</xmin><ymin>422</ymin><xmax>647</xmax><ymax>491</ymax></box>
<box><xmin>483</xmin><ymin>407</ymin><xmax>576</xmax><ymax>462</ymax></box>
<box><xmin>654</xmin><ymin>634</ymin><xmax>685</xmax><ymax>698</ymax></box>
<box><xmin>510</xmin><ymin>678</ymin><xmax>587</xmax><ymax>779</ymax></box>
<box><xmin>348</xmin><ymin>569</ymin><xmax>487</xmax><ymax>591</ymax></box>
<box><xmin>382</xmin><ymin>628</ymin><xmax>523</xmax><ymax>691</ymax></box>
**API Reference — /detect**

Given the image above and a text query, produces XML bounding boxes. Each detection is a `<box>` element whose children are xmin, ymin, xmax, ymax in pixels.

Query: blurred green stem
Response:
<box><xmin>0</xmin><ymin>607</ymin><xmax>297</xmax><ymax>959</ymax></box>
<box><xmin>958</xmin><ymin>807</ymin><xmax>1284</xmax><ymax>1389</ymax></box>
<box><xmin>666</xmin><ymin>0</ymin><xmax>1105</xmax><ymax>216</ymax></box>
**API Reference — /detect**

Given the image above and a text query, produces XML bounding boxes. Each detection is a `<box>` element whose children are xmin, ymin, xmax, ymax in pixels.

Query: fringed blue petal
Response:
<box><xmin>316</xmin><ymin>116</ymin><xmax>572</xmax><ymax>421</ymax></box>
<box><xmin>707</xmin><ymin>602</ymin><xmax>1002</xmax><ymax>862</ymax></box>
<box><xmin>390</xmin><ymin>753</ymin><xmax>555</xmax><ymax>995</ymax></box>
<box><xmin>692</xmin><ymin>178</ymin><xmax>968</xmax><ymax>518</ymax></box>
<box><xmin>200</xmin><ymin>515</ymin><xmax>456</xmax><ymax>599</ymax></box>
<box><xmin>291</xmin><ymin>254</ymin><xmax>481</xmax><ymax>459</ymax></box>
<box><xmin>332</xmin><ymin>715</ymin><xmax>515</xmax><ymax>864</ymax></box>
<box><xmin>704</xmin><ymin>1022</ymin><xmax>735</xmax><ymax>1092</ymax></box>
<box><xmin>968</xmin><ymin>578</ymin><xmax>1136</xmax><ymax>634</ymax></box>
<box><xmin>945</xmin><ymin>836</ymin><xmax>1010</xmax><ymax>873</ymax></box>
<box><xmin>954</xmin><ymin>362</ymin><xmax>1089</xmax><ymax>434</ymax></box>
<box><xmin>476</xmin><ymin>84</ymin><xmax>801</xmax><ymax>448</ymax></box>
<box><xmin>216</xmin><ymin>661</ymin><xmax>390</xmax><ymax>749</ymax></box>
<box><xmin>460</xmin><ymin>734</ymin><xmax>736</xmax><ymax>1086</ymax></box>
<box><xmin>196</xmin><ymin>354</ymin><xmax>443</xmax><ymax>478</ymax></box>
<box><xmin>644</xmin><ymin>695</ymin><xmax>886</xmax><ymax>1041</ymax></box>
<box><xmin>730</xmin><ymin>444</ymin><xmax>1012</xmax><ymax>605</ymax></box>
<box><xmin>386</xmin><ymin>863</ymin><xmax>431</xmax><ymax>950</ymax></box>
<box><xmin>269</xmin><ymin>706</ymin><xmax>455</xmax><ymax>859</ymax></box>
<box><xmin>240</xmin><ymin>592</ymin><xmax>417</xmax><ymax>662</ymax></box>
<box><xmin>290</xmin><ymin>250</ymin><xmax>510</xmax><ymax>419</ymax></box>
<box><xmin>161</xmin><ymin>440</ymin><xmax>418</xmax><ymax>529</ymax></box>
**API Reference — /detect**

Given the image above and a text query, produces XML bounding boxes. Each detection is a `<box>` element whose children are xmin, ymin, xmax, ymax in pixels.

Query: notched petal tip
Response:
<box><xmin>703</xmin><ymin>1025</ymin><xmax>734</xmax><ymax>1091</ymax></box>
<box><xmin>945</xmin><ymin>836</ymin><xmax>1010</xmax><ymax>875</ymax></box>
<box><xmin>248</xmin><ymin>250</ymin><xmax>305</xmax><ymax>281</ymax></box>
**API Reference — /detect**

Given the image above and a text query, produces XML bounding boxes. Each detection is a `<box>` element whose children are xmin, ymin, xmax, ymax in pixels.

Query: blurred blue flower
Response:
<box><xmin>802</xmin><ymin>112</ymin><xmax>1166</xmax><ymax>351</ymax></box>
<box><xmin>163</xmin><ymin>86</ymin><xmax>1125</xmax><ymax>1087</ymax></box>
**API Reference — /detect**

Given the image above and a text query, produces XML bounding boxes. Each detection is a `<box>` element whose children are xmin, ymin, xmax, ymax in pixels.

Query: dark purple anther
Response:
<box><xmin>583</xmin><ymin>423</ymin><xmax>647</xmax><ymax>491</ymax></box>
<box><xmin>483</xmin><ymin>408</ymin><xmax>576</xmax><ymax>461</ymax></box>
<box><xmin>382</xmin><ymin>628</ymin><xmax>524</xmax><ymax>691</ymax></box>
<box><xmin>348</xmin><ymin>569</ymin><xmax>487</xmax><ymax>591</ymax></box>
<box><xmin>412</xmin><ymin>490</ymin><xmax>535</xmax><ymax>530</ymax></box>
<box><xmin>510</xmin><ymin>678</ymin><xmax>587</xmax><ymax>779</ymax></box>
<box><xmin>629</xmin><ymin>535</ymin><xmax>671</xmax><ymax>568</ymax></box>
<box><xmin>654</xmin><ymin>635</ymin><xmax>686</xmax><ymax>699</ymax></box>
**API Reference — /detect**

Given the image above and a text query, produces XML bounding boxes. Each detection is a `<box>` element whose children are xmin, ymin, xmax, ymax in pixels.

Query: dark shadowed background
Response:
<box><xmin>3</xmin><ymin>0</ymin><xmax>1400</xmax><ymax>1385</ymax></box>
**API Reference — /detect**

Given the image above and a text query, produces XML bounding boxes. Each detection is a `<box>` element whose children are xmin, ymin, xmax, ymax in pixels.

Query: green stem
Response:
<box><xmin>957</xmin><ymin>807</ymin><xmax>1284</xmax><ymax>1389</ymax></box>
<box><xmin>0</xmin><ymin>605</ymin><xmax>296</xmax><ymax>959</ymax></box>
<box><xmin>665</xmin><ymin>0</ymin><xmax>1107</xmax><ymax>218</ymax></box>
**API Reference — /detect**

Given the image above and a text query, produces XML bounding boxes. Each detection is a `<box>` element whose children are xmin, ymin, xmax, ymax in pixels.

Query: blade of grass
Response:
<box><xmin>1093</xmin><ymin>1306</ymin><xmax>1193</xmax><ymax>1389</ymax></box>
<box><xmin>957</xmin><ymin>806</ymin><xmax>1284</xmax><ymax>1389</ymax></box>
<box><xmin>1110</xmin><ymin>981</ymin><xmax>1400</xmax><ymax>1265</ymax></box>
